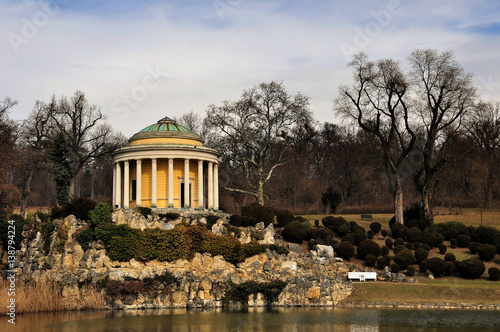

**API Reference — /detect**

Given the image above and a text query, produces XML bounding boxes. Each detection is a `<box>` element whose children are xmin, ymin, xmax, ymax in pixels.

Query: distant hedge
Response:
<box><xmin>241</xmin><ymin>205</ymin><xmax>274</xmax><ymax>226</ymax></box>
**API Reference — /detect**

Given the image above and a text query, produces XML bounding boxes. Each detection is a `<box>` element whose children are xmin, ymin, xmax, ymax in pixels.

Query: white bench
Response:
<box><xmin>348</xmin><ymin>272</ymin><xmax>377</xmax><ymax>282</ymax></box>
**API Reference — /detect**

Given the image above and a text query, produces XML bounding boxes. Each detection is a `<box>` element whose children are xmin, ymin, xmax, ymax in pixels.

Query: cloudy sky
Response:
<box><xmin>1</xmin><ymin>0</ymin><xmax>500</xmax><ymax>137</ymax></box>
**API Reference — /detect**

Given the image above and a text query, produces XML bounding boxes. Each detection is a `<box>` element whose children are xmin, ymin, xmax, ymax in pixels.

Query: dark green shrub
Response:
<box><xmin>241</xmin><ymin>205</ymin><xmax>274</xmax><ymax>226</ymax></box>
<box><xmin>205</xmin><ymin>214</ymin><xmax>220</xmax><ymax>228</ymax></box>
<box><xmin>337</xmin><ymin>224</ymin><xmax>351</xmax><ymax>237</ymax></box>
<box><xmin>413</xmin><ymin>242</ymin><xmax>420</xmax><ymax>250</ymax></box>
<box><xmin>352</xmin><ymin>225</ymin><xmax>366</xmax><ymax>234</ymax></box>
<box><xmin>450</xmin><ymin>238</ymin><xmax>457</xmax><ymax>248</ymax></box>
<box><xmin>41</xmin><ymin>220</ymin><xmax>56</xmax><ymax>254</ymax></box>
<box><xmin>427</xmin><ymin>257</ymin><xmax>447</xmax><ymax>277</ymax></box>
<box><xmin>349</xmin><ymin>221</ymin><xmax>359</xmax><ymax>232</ymax></box>
<box><xmin>394</xmin><ymin>249</ymin><xmax>416</xmax><ymax>269</ymax></box>
<box><xmin>51</xmin><ymin>196</ymin><xmax>97</xmax><ymax>220</ymax></box>
<box><xmin>406</xmin><ymin>227</ymin><xmax>422</xmax><ymax>243</ymax></box>
<box><xmin>402</xmin><ymin>203</ymin><xmax>431</xmax><ymax>231</ymax></box>
<box><xmin>314</xmin><ymin>220</ymin><xmax>319</xmax><ymax>227</ymax></box>
<box><xmin>381</xmin><ymin>229</ymin><xmax>388</xmax><ymax>238</ymax></box>
<box><xmin>137</xmin><ymin>206</ymin><xmax>152</xmax><ymax>218</ymax></box>
<box><xmin>391</xmin><ymin>224</ymin><xmax>407</xmax><ymax>239</ymax></box>
<box><xmin>369</xmin><ymin>222</ymin><xmax>382</xmax><ymax>235</ymax></box>
<box><xmin>435</xmin><ymin>221</ymin><xmax>467</xmax><ymax>240</ymax></box>
<box><xmin>435</xmin><ymin>233</ymin><xmax>445</xmax><ymax>246</ymax></box>
<box><xmin>336</xmin><ymin>241</ymin><xmax>355</xmax><ymax>260</ymax></box>
<box><xmin>341</xmin><ymin>235</ymin><xmax>354</xmax><ymax>244</ymax></box>
<box><xmin>89</xmin><ymin>203</ymin><xmax>112</xmax><ymax>228</ymax></box>
<box><xmin>422</xmin><ymin>233</ymin><xmax>437</xmax><ymax>248</ymax></box>
<box><xmin>321</xmin><ymin>216</ymin><xmax>348</xmax><ymax>232</ymax></box>
<box><xmin>445</xmin><ymin>261</ymin><xmax>456</xmax><ymax>276</ymax></box>
<box><xmin>457</xmin><ymin>234</ymin><xmax>471</xmax><ymax>248</ymax></box>
<box><xmin>241</xmin><ymin>216</ymin><xmax>258</xmax><ymax>227</ymax></box>
<box><xmin>470</xmin><ymin>233</ymin><xmax>481</xmax><ymax>243</ymax></box>
<box><xmin>367</xmin><ymin>230</ymin><xmax>374</xmax><ymax>239</ymax></box>
<box><xmin>393</xmin><ymin>245</ymin><xmax>407</xmax><ymax>255</ymax></box>
<box><xmin>376</xmin><ymin>257</ymin><xmax>386</xmax><ymax>269</ymax></box>
<box><xmin>475</xmin><ymin>226</ymin><xmax>500</xmax><ymax>246</ymax></box>
<box><xmin>268</xmin><ymin>245</ymin><xmax>289</xmax><ymax>255</ymax></box>
<box><xmin>365</xmin><ymin>254</ymin><xmax>376</xmax><ymax>267</ymax></box>
<box><xmin>419</xmin><ymin>260</ymin><xmax>428</xmax><ymax>273</ymax></box>
<box><xmin>159</xmin><ymin>213</ymin><xmax>180</xmax><ymax>221</ymax></box>
<box><xmin>407</xmin><ymin>265</ymin><xmax>416</xmax><ymax>276</ymax></box>
<box><xmin>381</xmin><ymin>245</ymin><xmax>390</xmax><ymax>256</ymax></box>
<box><xmin>468</xmin><ymin>242</ymin><xmax>481</xmax><ymax>254</ymax></box>
<box><xmin>352</xmin><ymin>229</ymin><xmax>367</xmax><ymax>246</ymax></box>
<box><xmin>404</xmin><ymin>243</ymin><xmax>413</xmax><ymax>251</ymax></box>
<box><xmin>308</xmin><ymin>239</ymin><xmax>320</xmax><ymax>250</ymax></box>
<box><xmin>282</xmin><ymin>220</ymin><xmax>311</xmax><ymax>243</ymax></box>
<box><xmin>307</xmin><ymin>227</ymin><xmax>334</xmax><ymax>245</ymax></box>
<box><xmin>444</xmin><ymin>253</ymin><xmax>456</xmax><ymax>262</ymax></box>
<box><xmin>394</xmin><ymin>238</ymin><xmax>405</xmax><ymax>247</ymax></box>
<box><xmin>74</xmin><ymin>225</ymin><xmax>94</xmax><ymax>251</ymax></box>
<box><xmin>488</xmin><ymin>267</ymin><xmax>500</xmax><ymax>281</ymax></box>
<box><xmin>390</xmin><ymin>263</ymin><xmax>400</xmax><ymax>273</ymax></box>
<box><xmin>240</xmin><ymin>242</ymin><xmax>268</xmax><ymax>260</ymax></box>
<box><xmin>476</xmin><ymin>244</ymin><xmax>497</xmax><ymax>261</ymax></box>
<box><xmin>438</xmin><ymin>244</ymin><xmax>447</xmax><ymax>255</ymax></box>
<box><xmin>415</xmin><ymin>248</ymin><xmax>429</xmax><ymax>263</ymax></box>
<box><xmin>420</xmin><ymin>243</ymin><xmax>431</xmax><ymax>252</ymax></box>
<box><xmin>357</xmin><ymin>240</ymin><xmax>381</xmax><ymax>260</ymax></box>
<box><xmin>276</xmin><ymin>210</ymin><xmax>294</xmax><ymax>227</ymax></box>
<box><xmin>385</xmin><ymin>238</ymin><xmax>393</xmax><ymax>249</ymax></box>
<box><xmin>384</xmin><ymin>254</ymin><xmax>392</xmax><ymax>266</ymax></box>
<box><xmin>457</xmin><ymin>259</ymin><xmax>486</xmax><ymax>279</ymax></box>
<box><xmin>229</xmin><ymin>214</ymin><xmax>242</xmax><ymax>227</ymax></box>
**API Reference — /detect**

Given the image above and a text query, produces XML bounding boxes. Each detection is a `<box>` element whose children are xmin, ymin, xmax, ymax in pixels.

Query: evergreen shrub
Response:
<box><xmin>365</xmin><ymin>254</ymin><xmax>376</xmax><ymax>267</ymax></box>
<box><xmin>276</xmin><ymin>210</ymin><xmax>294</xmax><ymax>227</ymax></box>
<box><xmin>427</xmin><ymin>257</ymin><xmax>447</xmax><ymax>277</ymax></box>
<box><xmin>241</xmin><ymin>205</ymin><xmax>274</xmax><ymax>226</ymax></box>
<box><xmin>488</xmin><ymin>267</ymin><xmax>500</xmax><ymax>281</ymax></box>
<box><xmin>457</xmin><ymin>259</ymin><xmax>486</xmax><ymax>279</ymax></box>
<box><xmin>457</xmin><ymin>234</ymin><xmax>471</xmax><ymax>248</ymax></box>
<box><xmin>282</xmin><ymin>220</ymin><xmax>311</xmax><ymax>243</ymax></box>
<box><xmin>336</xmin><ymin>241</ymin><xmax>355</xmax><ymax>260</ymax></box>
<box><xmin>394</xmin><ymin>249</ymin><xmax>416</xmax><ymax>269</ymax></box>
<box><xmin>357</xmin><ymin>240</ymin><xmax>381</xmax><ymax>260</ymax></box>
<box><xmin>476</xmin><ymin>244</ymin><xmax>497</xmax><ymax>261</ymax></box>
<box><xmin>369</xmin><ymin>222</ymin><xmax>382</xmax><ymax>235</ymax></box>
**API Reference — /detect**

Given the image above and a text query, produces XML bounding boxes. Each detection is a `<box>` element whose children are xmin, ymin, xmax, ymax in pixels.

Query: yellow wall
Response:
<box><xmin>130</xmin><ymin>137</ymin><xmax>202</xmax><ymax>146</ymax></box>
<box><xmin>127</xmin><ymin>159</ymin><xmax>201</xmax><ymax>209</ymax></box>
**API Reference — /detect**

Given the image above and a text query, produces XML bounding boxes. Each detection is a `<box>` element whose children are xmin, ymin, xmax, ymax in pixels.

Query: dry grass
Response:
<box><xmin>0</xmin><ymin>276</ymin><xmax>104</xmax><ymax>315</ymax></box>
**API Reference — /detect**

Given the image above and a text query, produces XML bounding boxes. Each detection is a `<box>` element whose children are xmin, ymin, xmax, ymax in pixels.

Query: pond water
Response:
<box><xmin>2</xmin><ymin>307</ymin><xmax>500</xmax><ymax>332</ymax></box>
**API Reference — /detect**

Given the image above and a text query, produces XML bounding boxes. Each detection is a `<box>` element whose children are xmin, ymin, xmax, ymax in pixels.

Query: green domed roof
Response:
<box><xmin>129</xmin><ymin>116</ymin><xmax>203</xmax><ymax>144</ymax></box>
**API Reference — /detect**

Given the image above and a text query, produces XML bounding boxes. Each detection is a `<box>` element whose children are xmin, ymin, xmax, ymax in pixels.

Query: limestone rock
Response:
<box><xmin>259</xmin><ymin>224</ymin><xmax>276</xmax><ymax>245</ymax></box>
<box><xmin>288</xmin><ymin>243</ymin><xmax>305</xmax><ymax>254</ymax></box>
<box><xmin>211</xmin><ymin>220</ymin><xmax>226</xmax><ymax>236</ymax></box>
<box><xmin>316</xmin><ymin>245</ymin><xmax>334</xmax><ymax>258</ymax></box>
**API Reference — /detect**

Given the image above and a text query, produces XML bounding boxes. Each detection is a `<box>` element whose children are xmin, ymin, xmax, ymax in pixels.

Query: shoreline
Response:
<box><xmin>336</xmin><ymin>301</ymin><xmax>500</xmax><ymax>310</ymax></box>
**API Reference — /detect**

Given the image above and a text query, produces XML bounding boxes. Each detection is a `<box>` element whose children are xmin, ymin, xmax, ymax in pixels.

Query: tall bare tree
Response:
<box><xmin>335</xmin><ymin>53</ymin><xmax>416</xmax><ymax>224</ymax></box>
<box><xmin>409</xmin><ymin>49</ymin><xmax>476</xmax><ymax>221</ymax></box>
<box><xmin>205</xmin><ymin>81</ymin><xmax>312</xmax><ymax>205</ymax></box>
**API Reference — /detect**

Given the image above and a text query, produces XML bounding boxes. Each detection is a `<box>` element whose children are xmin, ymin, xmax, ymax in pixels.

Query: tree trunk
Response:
<box><xmin>422</xmin><ymin>187</ymin><xmax>434</xmax><ymax>223</ymax></box>
<box><xmin>20</xmin><ymin>169</ymin><xmax>34</xmax><ymax>218</ymax></box>
<box><xmin>394</xmin><ymin>179</ymin><xmax>404</xmax><ymax>225</ymax></box>
<box><xmin>257</xmin><ymin>180</ymin><xmax>265</xmax><ymax>205</ymax></box>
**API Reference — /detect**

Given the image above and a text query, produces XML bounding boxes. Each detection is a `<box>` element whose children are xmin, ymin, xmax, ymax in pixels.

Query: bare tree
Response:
<box><xmin>335</xmin><ymin>53</ymin><xmax>416</xmax><ymax>224</ymax></box>
<box><xmin>409</xmin><ymin>49</ymin><xmax>476</xmax><ymax>221</ymax></box>
<box><xmin>174</xmin><ymin>110</ymin><xmax>209</xmax><ymax>141</ymax></box>
<box><xmin>46</xmin><ymin>90</ymin><xmax>118</xmax><ymax>197</ymax></box>
<box><xmin>205</xmin><ymin>81</ymin><xmax>312</xmax><ymax>205</ymax></box>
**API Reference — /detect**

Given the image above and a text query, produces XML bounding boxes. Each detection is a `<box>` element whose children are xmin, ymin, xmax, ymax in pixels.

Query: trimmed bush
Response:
<box><xmin>457</xmin><ymin>234</ymin><xmax>471</xmax><ymax>248</ymax></box>
<box><xmin>427</xmin><ymin>257</ymin><xmax>447</xmax><ymax>277</ymax></box>
<box><xmin>376</xmin><ymin>257</ymin><xmax>387</xmax><ymax>269</ymax></box>
<box><xmin>385</xmin><ymin>238</ymin><xmax>393</xmax><ymax>249</ymax></box>
<box><xmin>307</xmin><ymin>227</ymin><xmax>335</xmax><ymax>245</ymax></box>
<box><xmin>406</xmin><ymin>265</ymin><xmax>416</xmax><ymax>277</ymax></box>
<box><xmin>369</xmin><ymin>222</ymin><xmax>382</xmax><ymax>235</ymax></box>
<box><xmin>419</xmin><ymin>260</ymin><xmax>428</xmax><ymax>273</ymax></box>
<box><xmin>229</xmin><ymin>214</ymin><xmax>242</xmax><ymax>227</ymax></box>
<box><xmin>391</xmin><ymin>224</ymin><xmax>407</xmax><ymax>240</ymax></box>
<box><xmin>390</xmin><ymin>263</ymin><xmax>400</xmax><ymax>273</ymax></box>
<box><xmin>158</xmin><ymin>213</ymin><xmax>180</xmax><ymax>221</ymax></box>
<box><xmin>137</xmin><ymin>206</ymin><xmax>152</xmax><ymax>218</ymax></box>
<box><xmin>51</xmin><ymin>196</ymin><xmax>97</xmax><ymax>220</ymax></box>
<box><xmin>337</xmin><ymin>224</ymin><xmax>351</xmax><ymax>237</ymax></box>
<box><xmin>383</xmin><ymin>255</ymin><xmax>392</xmax><ymax>266</ymax></box>
<box><xmin>394</xmin><ymin>238</ymin><xmax>405</xmax><ymax>247</ymax></box>
<box><xmin>407</xmin><ymin>227</ymin><xmax>422</xmax><ymax>243</ymax></box>
<box><xmin>89</xmin><ymin>203</ymin><xmax>112</xmax><ymax>228</ymax></box>
<box><xmin>404</xmin><ymin>243</ymin><xmax>414</xmax><ymax>251</ymax></box>
<box><xmin>349</xmin><ymin>221</ymin><xmax>359</xmax><ymax>232</ymax></box>
<box><xmin>435</xmin><ymin>233</ymin><xmax>445</xmax><ymax>246</ymax></box>
<box><xmin>276</xmin><ymin>210</ymin><xmax>294</xmax><ymax>228</ymax></box>
<box><xmin>282</xmin><ymin>220</ymin><xmax>311</xmax><ymax>243</ymax></box>
<box><xmin>434</xmin><ymin>221</ymin><xmax>467</xmax><ymax>240</ymax></box>
<box><xmin>445</xmin><ymin>261</ymin><xmax>456</xmax><ymax>276</ymax></box>
<box><xmin>413</xmin><ymin>242</ymin><xmax>420</xmax><ymax>250</ymax></box>
<box><xmin>393</xmin><ymin>245</ymin><xmax>407</xmax><ymax>255</ymax></box>
<box><xmin>444</xmin><ymin>253</ymin><xmax>456</xmax><ymax>262</ymax></box>
<box><xmin>475</xmin><ymin>226</ymin><xmax>500</xmax><ymax>246</ymax></box>
<box><xmin>457</xmin><ymin>259</ymin><xmax>486</xmax><ymax>279</ymax></box>
<box><xmin>468</xmin><ymin>242</ymin><xmax>481</xmax><ymax>255</ymax></box>
<box><xmin>381</xmin><ymin>229</ymin><xmax>388</xmax><ymax>238</ymax></box>
<box><xmin>357</xmin><ymin>240</ymin><xmax>381</xmax><ymax>260</ymax></box>
<box><xmin>74</xmin><ymin>225</ymin><xmax>95</xmax><ymax>251</ymax></box>
<box><xmin>422</xmin><ymin>233</ymin><xmax>438</xmax><ymax>248</ymax></box>
<box><xmin>241</xmin><ymin>216</ymin><xmax>258</xmax><ymax>227</ymax></box>
<box><xmin>381</xmin><ymin>245</ymin><xmax>390</xmax><ymax>256</ymax></box>
<box><xmin>342</xmin><ymin>235</ymin><xmax>354</xmax><ymax>244</ymax></box>
<box><xmin>438</xmin><ymin>244</ymin><xmax>447</xmax><ymax>255</ymax></box>
<box><xmin>367</xmin><ymin>230</ymin><xmax>374</xmax><ymax>239</ymax></box>
<box><xmin>450</xmin><ymin>238</ymin><xmax>457</xmax><ymax>249</ymax></box>
<box><xmin>394</xmin><ymin>249</ymin><xmax>416</xmax><ymax>269</ymax></box>
<box><xmin>365</xmin><ymin>254</ymin><xmax>376</xmax><ymax>267</ymax></box>
<box><xmin>352</xmin><ymin>230</ymin><xmax>367</xmax><ymax>246</ymax></box>
<box><xmin>241</xmin><ymin>205</ymin><xmax>274</xmax><ymax>226</ymax></box>
<box><xmin>476</xmin><ymin>244</ymin><xmax>497</xmax><ymax>261</ymax></box>
<box><xmin>322</xmin><ymin>216</ymin><xmax>348</xmax><ymax>233</ymax></box>
<box><xmin>420</xmin><ymin>243</ymin><xmax>431</xmax><ymax>252</ymax></box>
<box><xmin>415</xmin><ymin>248</ymin><xmax>429</xmax><ymax>263</ymax></box>
<box><xmin>488</xmin><ymin>267</ymin><xmax>500</xmax><ymax>281</ymax></box>
<box><xmin>336</xmin><ymin>241</ymin><xmax>355</xmax><ymax>260</ymax></box>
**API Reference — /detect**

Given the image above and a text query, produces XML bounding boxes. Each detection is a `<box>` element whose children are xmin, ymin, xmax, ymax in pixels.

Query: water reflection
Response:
<box><xmin>1</xmin><ymin>307</ymin><xmax>499</xmax><ymax>332</ymax></box>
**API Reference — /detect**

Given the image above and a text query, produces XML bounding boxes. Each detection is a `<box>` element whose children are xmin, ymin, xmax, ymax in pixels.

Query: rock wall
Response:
<box><xmin>14</xmin><ymin>213</ymin><xmax>352</xmax><ymax>309</ymax></box>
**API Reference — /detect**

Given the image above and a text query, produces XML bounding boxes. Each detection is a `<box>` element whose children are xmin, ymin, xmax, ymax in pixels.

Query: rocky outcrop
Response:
<box><xmin>15</xmin><ymin>213</ymin><xmax>352</xmax><ymax>310</ymax></box>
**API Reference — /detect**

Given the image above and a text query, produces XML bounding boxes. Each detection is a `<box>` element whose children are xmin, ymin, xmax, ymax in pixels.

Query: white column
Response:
<box><xmin>184</xmin><ymin>159</ymin><xmax>190</xmax><ymax>208</ymax></box>
<box><xmin>123</xmin><ymin>161</ymin><xmax>130</xmax><ymax>209</ymax></box>
<box><xmin>198</xmin><ymin>160</ymin><xmax>204</xmax><ymax>209</ymax></box>
<box><xmin>208</xmin><ymin>162</ymin><xmax>213</xmax><ymax>210</ymax></box>
<box><xmin>152</xmin><ymin>158</ymin><xmax>157</xmax><ymax>208</ymax></box>
<box><xmin>112</xmin><ymin>162</ymin><xmax>116</xmax><ymax>207</ymax></box>
<box><xmin>214</xmin><ymin>163</ymin><xmax>219</xmax><ymax>210</ymax></box>
<box><xmin>136</xmin><ymin>159</ymin><xmax>142</xmax><ymax>207</ymax></box>
<box><xmin>168</xmin><ymin>158</ymin><xmax>174</xmax><ymax>208</ymax></box>
<box><xmin>115</xmin><ymin>162</ymin><xmax>122</xmax><ymax>208</ymax></box>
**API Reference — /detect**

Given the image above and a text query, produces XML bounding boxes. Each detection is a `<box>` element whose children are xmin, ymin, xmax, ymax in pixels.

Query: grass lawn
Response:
<box><xmin>340</xmin><ymin>277</ymin><xmax>500</xmax><ymax>305</ymax></box>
